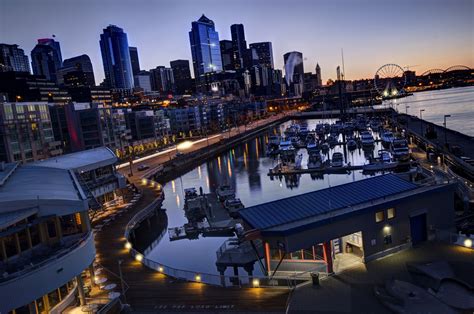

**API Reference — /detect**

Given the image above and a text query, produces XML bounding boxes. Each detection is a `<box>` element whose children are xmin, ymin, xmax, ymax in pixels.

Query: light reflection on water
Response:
<box><xmin>147</xmin><ymin>118</ymin><xmax>388</xmax><ymax>276</ymax></box>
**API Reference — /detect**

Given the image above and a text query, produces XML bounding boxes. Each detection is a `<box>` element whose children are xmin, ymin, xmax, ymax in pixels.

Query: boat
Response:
<box><xmin>284</xmin><ymin>124</ymin><xmax>299</xmax><ymax>137</ymax></box>
<box><xmin>370</xmin><ymin>119</ymin><xmax>382</xmax><ymax>131</ymax></box>
<box><xmin>267</xmin><ymin>135</ymin><xmax>281</xmax><ymax>149</ymax></box>
<box><xmin>381</xmin><ymin>131</ymin><xmax>395</xmax><ymax>147</ymax></box>
<box><xmin>331</xmin><ymin>152</ymin><xmax>344</xmax><ymax>167</ymax></box>
<box><xmin>378</xmin><ymin>150</ymin><xmax>392</xmax><ymax>163</ymax></box>
<box><xmin>347</xmin><ymin>138</ymin><xmax>357</xmax><ymax>151</ymax></box>
<box><xmin>216</xmin><ymin>185</ymin><xmax>235</xmax><ymax>201</ymax></box>
<box><xmin>307</xmin><ymin>151</ymin><xmax>323</xmax><ymax>169</ymax></box>
<box><xmin>343</xmin><ymin>121</ymin><xmax>355</xmax><ymax>134</ymax></box>
<box><xmin>294</xmin><ymin>154</ymin><xmax>303</xmax><ymax>169</ymax></box>
<box><xmin>363</xmin><ymin>150</ymin><xmax>397</xmax><ymax>172</ymax></box>
<box><xmin>327</xmin><ymin>135</ymin><xmax>338</xmax><ymax>148</ymax></box>
<box><xmin>360</xmin><ymin>131</ymin><xmax>375</xmax><ymax>148</ymax></box>
<box><xmin>224</xmin><ymin>198</ymin><xmax>244</xmax><ymax>218</ymax></box>
<box><xmin>391</xmin><ymin>138</ymin><xmax>410</xmax><ymax>161</ymax></box>
<box><xmin>184</xmin><ymin>187</ymin><xmax>198</xmax><ymax>199</ymax></box>
<box><xmin>321</xmin><ymin>142</ymin><xmax>330</xmax><ymax>153</ymax></box>
<box><xmin>279</xmin><ymin>139</ymin><xmax>296</xmax><ymax>161</ymax></box>
<box><xmin>306</xmin><ymin>140</ymin><xmax>319</xmax><ymax>153</ymax></box>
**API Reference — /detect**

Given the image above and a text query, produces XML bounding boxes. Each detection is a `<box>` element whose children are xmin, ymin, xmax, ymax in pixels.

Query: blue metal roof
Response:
<box><xmin>239</xmin><ymin>174</ymin><xmax>418</xmax><ymax>230</ymax></box>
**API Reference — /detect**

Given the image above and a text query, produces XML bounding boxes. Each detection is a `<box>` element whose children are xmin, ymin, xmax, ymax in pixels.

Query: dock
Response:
<box><xmin>268</xmin><ymin>164</ymin><xmax>363</xmax><ymax>176</ymax></box>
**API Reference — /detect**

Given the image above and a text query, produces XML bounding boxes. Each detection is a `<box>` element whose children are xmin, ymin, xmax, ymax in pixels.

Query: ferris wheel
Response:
<box><xmin>374</xmin><ymin>64</ymin><xmax>407</xmax><ymax>97</ymax></box>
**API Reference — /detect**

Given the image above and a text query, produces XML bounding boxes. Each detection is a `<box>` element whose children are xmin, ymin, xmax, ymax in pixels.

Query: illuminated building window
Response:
<box><xmin>387</xmin><ymin>208</ymin><xmax>395</xmax><ymax>219</ymax></box>
<box><xmin>375</xmin><ymin>211</ymin><xmax>384</xmax><ymax>223</ymax></box>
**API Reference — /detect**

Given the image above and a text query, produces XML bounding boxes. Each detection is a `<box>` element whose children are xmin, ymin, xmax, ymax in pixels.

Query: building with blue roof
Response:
<box><xmin>239</xmin><ymin>174</ymin><xmax>456</xmax><ymax>275</ymax></box>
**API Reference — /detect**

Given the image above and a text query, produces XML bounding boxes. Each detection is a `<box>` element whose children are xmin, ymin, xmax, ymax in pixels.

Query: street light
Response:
<box><xmin>419</xmin><ymin>109</ymin><xmax>425</xmax><ymax>135</ymax></box>
<box><xmin>443</xmin><ymin>114</ymin><xmax>451</xmax><ymax>147</ymax></box>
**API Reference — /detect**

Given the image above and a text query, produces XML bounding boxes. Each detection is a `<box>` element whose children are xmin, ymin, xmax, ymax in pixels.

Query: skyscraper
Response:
<box><xmin>170</xmin><ymin>59</ymin><xmax>193</xmax><ymax>94</ymax></box>
<box><xmin>219</xmin><ymin>40</ymin><xmax>234</xmax><ymax>71</ymax></box>
<box><xmin>230</xmin><ymin>24</ymin><xmax>247</xmax><ymax>69</ymax></box>
<box><xmin>0</xmin><ymin>44</ymin><xmax>30</xmax><ymax>73</ymax></box>
<box><xmin>99</xmin><ymin>25</ymin><xmax>134</xmax><ymax>89</ymax></box>
<box><xmin>150</xmin><ymin>66</ymin><xmax>174</xmax><ymax>94</ymax></box>
<box><xmin>189</xmin><ymin>15</ymin><xmax>223</xmax><ymax>79</ymax></box>
<box><xmin>58</xmin><ymin>54</ymin><xmax>95</xmax><ymax>86</ymax></box>
<box><xmin>249</xmin><ymin>42</ymin><xmax>274</xmax><ymax>69</ymax></box>
<box><xmin>129</xmin><ymin>47</ymin><xmax>140</xmax><ymax>76</ymax></box>
<box><xmin>315</xmin><ymin>63</ymin><xmax>322</xmax><ymax>86</ymax></box>
<box><xmin>284</xmin><ymin>51</ymin><xmax>304</xmax><ymax>96</ymax></box>
<box><xmin>31</xmin><ymin>38</ymin><xmax>63</xmax><ymax>83</ymax></box>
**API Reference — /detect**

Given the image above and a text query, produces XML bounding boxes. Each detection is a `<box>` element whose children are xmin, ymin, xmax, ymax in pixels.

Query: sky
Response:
<box><xmin>1</xmin><ymin>0</ymin><xmax>473</xmax><ymax>83</ymax></box>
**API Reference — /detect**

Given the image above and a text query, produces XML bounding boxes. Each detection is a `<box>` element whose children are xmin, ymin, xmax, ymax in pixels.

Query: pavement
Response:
<box><xmin>287</xmin><ymin>242</ymin><xmax>474</xmax><ymax>313</ymax></box>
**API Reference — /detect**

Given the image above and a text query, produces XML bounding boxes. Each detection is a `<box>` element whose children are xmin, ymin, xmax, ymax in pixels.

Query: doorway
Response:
<box><xmin>332</xmin><ymin>231</ymin><xmax>364</xmax><ymax>273</ymax></box>
<box><xmin>410</xmin><ymin>213</ymin><xmax>427</xmax><ymax>245</ymax></box>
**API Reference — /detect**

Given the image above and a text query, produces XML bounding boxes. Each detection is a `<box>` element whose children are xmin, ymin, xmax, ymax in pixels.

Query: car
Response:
<box><xmin>137</xmin><ymin>164</ymin><xmax>150</xmax><ymax>171</ymax></box>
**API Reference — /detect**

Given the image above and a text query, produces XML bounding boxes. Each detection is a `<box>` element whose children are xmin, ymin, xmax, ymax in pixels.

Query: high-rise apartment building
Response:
<box><xmin>170</xmin><ymin>59</ymin><xmax>193</xmax><ymax>95</ymax></box>
<box><xmin>249</xmin><ymin>42</ymin><xmax>274</xmax><ymax>69</ymax></box>
<box><xmin>230</xmin><ymin>24</ymin><xmax>247</xmax><ymax>69</ymax></box>
<box><xmin>0</xmin><ymin>44</ymin><xmax>31</xmax><ymax>73</ymax></box>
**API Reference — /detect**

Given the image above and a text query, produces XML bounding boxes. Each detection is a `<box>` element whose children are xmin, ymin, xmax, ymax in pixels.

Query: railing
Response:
<box><xmin>0</xmin><ymin>231</ymin><xmax>93</xmax><ymax>283</ymax></box>
<box><xmin>124</xmin><ymin>194</ymin><xmax>304</xmax><ymax>289</ymax></box>
<box><xmin>435</xmin><ymin>229</ymin><xmax>473</xmax><ymax>249</ymax></box>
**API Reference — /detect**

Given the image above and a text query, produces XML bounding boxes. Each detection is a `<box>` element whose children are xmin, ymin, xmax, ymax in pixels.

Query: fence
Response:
<box><xmin>435</xmin><ymin>229</ymin><xmax>473</xmax><ymax>249</ymax></box>
<box><xmin>124</xmin><ymin>195</ymin><xmax>310</xmax><ymax>289</ymax></box>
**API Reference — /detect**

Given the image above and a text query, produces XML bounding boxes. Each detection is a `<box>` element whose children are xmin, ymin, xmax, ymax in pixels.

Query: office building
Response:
<box><xmin>219</xmin><ymin>40</ymin><xmax>234</xmax><ymax>71</ymax></box>
<box><xmin>166</xmin><ymin>105</ymin><xmax>203</xmax><ymax>135</ymax></box>
<box><xmin>125</xmin><ymin>109</ymin><xmax>169</xmax><ymax>142</ymax></box>
<box><xmin>0</xmin><ymin>71</ymin><xmax>71</xmax><ymax>103</ymax></box>
<box><xmin>189</xmin><ymin>15</ymin><xmax>223</xmax><ymax>79</ymax></box>
<box><xmin>170</xmin><ymin>59</ymin><xmax>193</xmax><ymax>95</ymax></box>
<box><xmin>134</xmin><ymin>70</ymin><xmax>152</xmax><ymax>92</ymax></box>
<box><xmin>31</xmin><ymin>38</ymin><xmax>63</xmax><ymax>83</ymax></box>
<box><xmin>99</xmin><ymin>25</ymin><xmax>134</xmax><ymax>90</ymax></box>
<box><xmin>0</xmin><ymin>44</ymin><xmax>31</xmax><ymax>73</ymax></box>
<box><xmin>0</xmin><ymin>102</ymin><xmax>62</xmax><ymax>163</ymax></box>
<box><xmin>315</xmin><ymin>63</ymin><xmax>322</xmax><ymax>86</ymax></box>
<box><xmin>129</xmin><ymin>46</ymin><xmax>140</xmax><ymax>77</ymax></box>
<box><xmin>150</xmin><ymin>66</ymin><xmax>174</xmax><ymax>94</ymax></box>
<box><xmin>230</xmin><ymin>24</ymin><xmax>247</xmax><ymax>69</ymax></box>
<box><xmin>249</xmin><ymin>42</ymin><xmax>274</xmax><ymax>69</ymax></box>
<box><xmin>58</xmin><ymin>54</ymin><xmax>95</xmax><ymax>87</ymax></box>
<box><xmin>284</xmin><ymin>51</ymin><xmax>304</xmax><ymax>96</ymax></box>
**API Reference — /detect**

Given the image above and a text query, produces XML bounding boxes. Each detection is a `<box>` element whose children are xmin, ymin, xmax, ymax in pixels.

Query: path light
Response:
<box><xmin>195</xmin><ymin>274</ymin><xmax>201</xmax><ymax>282</ymax></box>
<box><xmin>124</xmin><ymin>242</ymin><xmax>132</xmax><ymax>250</ymax></box>
<box><xmin>158</xmin><ymin>266</ymin><xmax>164</xmax><ymax>272</ymax></box>
<box><xmin>141</xmin><ymin>178</ymin><xmax>147</xmax><ymax>185</ymax></box>
<box><xmin>464</xmin><ymin>238</ymin><xmax>472</xmax><ymax>248</ymax></box>
<box><xmin>135</xmin><ymin>253</ymin><xmax>143</xmax><ymax>262</ymax></box>
<box><xmin>252</xmin><ymin>279</ymin><xmax>260</xmax><ymax>287</ymax></box>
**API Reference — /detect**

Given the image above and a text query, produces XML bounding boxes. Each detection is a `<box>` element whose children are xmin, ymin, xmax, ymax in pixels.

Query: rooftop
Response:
<box><xmin>239</xmin><ymin>174</ymin><xmax>418</xmax><ymax>232</ymax></box>
<box><xmin>33</xmin><ymin>147</ymin><xmax>117</xmax><ymax>172</ymax></box>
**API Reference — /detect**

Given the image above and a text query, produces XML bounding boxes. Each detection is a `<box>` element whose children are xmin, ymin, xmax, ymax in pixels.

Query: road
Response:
<box><xmin>118</xmin><ymin>111</ymin><xmax>294</xmax><ymax>181</ymax></box>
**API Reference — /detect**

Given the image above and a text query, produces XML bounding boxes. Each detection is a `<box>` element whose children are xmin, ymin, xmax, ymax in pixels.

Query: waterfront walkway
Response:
<box><xmin>94</xmin><ymin>185</ymin><xmax>289</xmax><ymax>313</ymax></box>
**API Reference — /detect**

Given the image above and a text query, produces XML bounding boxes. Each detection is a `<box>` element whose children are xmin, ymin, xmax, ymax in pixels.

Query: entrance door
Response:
<box><xmin>410</xmin><ymin>213</ymin><xmax>427</xmax><ymax>245</ymax></box>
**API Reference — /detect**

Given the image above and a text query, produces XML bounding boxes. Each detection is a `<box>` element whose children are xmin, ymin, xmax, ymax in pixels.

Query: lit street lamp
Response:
<box><xmin>419</xmin><ymin>109</ymin><xmax>425</xmax><ymax>136</ymax></box>
<box><xmin>443</xmin><ymin>114</ymin><xmax>451</xmax><ymax>147</ymax></box>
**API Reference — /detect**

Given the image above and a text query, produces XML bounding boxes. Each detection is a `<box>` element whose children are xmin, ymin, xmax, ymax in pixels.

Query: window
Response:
<box><xmin>47</xmin><ymin>220</ymin><xmax>57</xmax><ymax>238</ymax></box>
<box><xmin>387</xmin><ymin>208</ymin><xmax>395</xmax><ymax>219</ymax></box>
<box><xmin>29</xmin><ymin>225</ymin><xmax>41</xmax><ymax>247</ymax></box>
<box><xmin>375</xmin><ymin>211</ymin><xmax>384</xmax><ymax>223</ymax></box>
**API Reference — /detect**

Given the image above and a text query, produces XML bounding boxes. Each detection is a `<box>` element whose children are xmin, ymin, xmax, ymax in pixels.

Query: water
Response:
<box><xmin>381</xmin><ymin>86</ymin><xmax>474</xmax><ymax>136</ymax></box>
<box><xmin>147</xmin><ymin>119</ymin><xmax>387</xmax><ymax>276</ymax></box>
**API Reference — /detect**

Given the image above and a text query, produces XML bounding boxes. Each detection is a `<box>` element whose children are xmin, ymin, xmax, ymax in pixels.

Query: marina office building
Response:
<box><xmin>240</xmin><ymin>174</ymin><xmax>456</xmax><ymax>275</ymax></box>
<box><xmin>0</xmin><ymin>147</ymin><xmax>125</xmax><ymax>313</ymax></box>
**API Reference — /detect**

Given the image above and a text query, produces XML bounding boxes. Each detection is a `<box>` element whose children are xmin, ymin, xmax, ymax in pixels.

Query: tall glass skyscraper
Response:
<box><xmin>0</xmin><ymin>44</ymin><xmax>31</xmax><ymax>73</ymax></box>
<box><xmin>249</xmin><ymin>42</ymin><xmax>274</xmax><ymax>69</ymax></box>
<box><xmin>189</xmin><ymin>15</ymin><xmax>222</xmax><ymax>79</ymax></box>
<box><xmin>31</xmin><ymin>38</ymin><xmax>63</xmax><ymax>83</ymax></box>
<box><xmin>230</xmin><ymin>24</ymin><xmax>247</xmax><ymax>70</ymax></box>
<box><xmin>99</xmin><ymin>25</ymin><xmax>134</xmax><ymax>89</ymax></box>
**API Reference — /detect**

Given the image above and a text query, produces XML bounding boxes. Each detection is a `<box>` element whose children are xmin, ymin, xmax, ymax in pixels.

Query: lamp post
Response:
<box><xmin>443</xmin><ymin>114</ymin><xmax>451</xmax><ymax>147</ymax></box>
<box><xmin>419</xmin><ymin>109</ymin><xmax>425</xmax><ymax>136</ymax></box>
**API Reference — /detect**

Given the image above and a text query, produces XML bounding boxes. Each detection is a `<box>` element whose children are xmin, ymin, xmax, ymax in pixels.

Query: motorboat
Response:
<box><xmin>327</xmin><ymin>135</ymin><xmax>338</xmax><ymax>148</ymax></box>
<box><xmin>331</xmin><ymin>152</ymin><xmax>344</xmax><ymax>167</ymax></box>
<box><xmin>294</xmin><ymin>154</ymin><xmax>303</xmax><ymax>169</ymax></box>
<box><xmin>268</xmin><ymin>135</ymin><xmax>281</xmax><ymax>149</ymax></box>
<box><xmin>307</xmin><ymin>151</ymin><xmax>323</xmax><ymax>169</ymax></box>
<box><xmin>224</xmin><ymin>198</ymin><xmax>244</xmax><ymax>218</ymax></box>
<box><xmin>360</xmin><ymin>131</ymin><xmax>375</xmax><ymax>147</ymax></box>
<box><xmin>370</xmin><ymin>119</ymin><xmax>382</xmax><ymax>131</ymax></box>
<box><xmin>381</xmin><ymin>131</ymin><xmax>395</xmax><ymax>147</ymax></box>
<box><xmin>378</xmin><ymin>150</ymin><xmax>392</xmax><ymax>163</ymax></box>
<box><xmin>347</xmin><ymin>138</ymin><xmax>357</xmax><ymax>151</ymax></box>
<box><xmin>321</xmin><ymin>142</ymin><xmax>330</xmax><ymax>153</ymax></box>
<box><xmin>306</xmin><ymin>140</ymin><xmax>319</xmax><ymax>153</ymax></box>
<box><xmin>391</xmin><ymin>138</ymin><xmax>410</xmax><ymax>161</ymax></box>
<box><xmin>279</xmin><ymin>139</ymin><xmax>296</xmax><ymax>161</ymax></box>
<box><xmin>363</xmin><ymin>150</ymin><xmax>397</xmax><ymax>172</ymax></box>
<box><xmin>216</xmin><ymin>185</ymin><xmax>235</xmax><ymax>201</ymax></box>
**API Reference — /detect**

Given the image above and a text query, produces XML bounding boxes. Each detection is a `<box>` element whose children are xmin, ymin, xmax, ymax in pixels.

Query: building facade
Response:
<box><xmin>230</xmin><ymin>24</ymin><xmax>247</xmax><ymax>70</ymax></box>
<box><xmin>284</xmin><ymin>51</ymin><xmax>304</xmax><ymax>96</ymax></box>
<box><xmin>0</xmin><ymin>44</ymin><xmax>31</xmax><ymax>73</ymax></box>
<box><xmin>58</xmin><ymin>54</ymin><xmax>95</xmax><ymax>87</ymax></box>
<box><xmin>129</xmin><ymin>46</ymin><xmax>140</xmax><ymax>77</ymax></box>
<box><xmin>249</xmin><ymin>42</ymin><xmax>274</xmax><ymax>69</ymax></box>
<box><xmin>170</xmin><ymin>59</ymin><xmax>193</xmax><ymax>95</ymax></box>
<box><xmin>189</xmin><ymin>15</ymin><xmax>223</xmax><ymax>79</ymax></box>
<box><xmin>219</xmin><ymin>40</ymin><xmax>234</xmax><ymax>71</ymax></box>
<box><xmin>0</xmin><ymin>102</ymin><xmax>62</xmax><ymax>163</ymax></box>
<box><xmin>150</xmin><ymin>66</ymin><xmax>174</xmax><ymax>94</ymax></box>
<box><xmin>99</xmin><ymin>25</ymin><xmax>134</xmax><ymax>90</ymax></box>
<box><xmin>30</xmin><ymin>38</ymin><xmax>63</xmax><ymax>84</ymax></box>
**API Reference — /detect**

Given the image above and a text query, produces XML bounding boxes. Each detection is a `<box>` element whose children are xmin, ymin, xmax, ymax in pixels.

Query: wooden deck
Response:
<box><xmin>94</xmin><ymin>186</ymin><xmax>289</xmax><ymax>312</ymax></box>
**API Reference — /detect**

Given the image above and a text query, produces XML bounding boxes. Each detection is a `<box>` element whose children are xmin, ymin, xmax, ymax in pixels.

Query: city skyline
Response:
<box><xmin>1</xmin><ymin>0</ymin><xmax>473</xmax><ymax>84</ymax></box>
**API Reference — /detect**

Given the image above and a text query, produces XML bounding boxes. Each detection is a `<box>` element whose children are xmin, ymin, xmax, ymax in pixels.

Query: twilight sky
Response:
<box><xmin>1</xmin><ymin>0</ymin><xmax>473</xmax><ymax>83</ymax></box>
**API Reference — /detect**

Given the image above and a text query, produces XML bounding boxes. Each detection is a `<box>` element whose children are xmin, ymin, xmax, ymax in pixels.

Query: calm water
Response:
<box><xmin>382</xmin><ymin>86</ymin><xmax>474</xmax><ymax>136</ymax></box>
<box><xmin>147</xmin><ymin>119</ymin><xmax>386</xmax><ymax>276</ymax></box>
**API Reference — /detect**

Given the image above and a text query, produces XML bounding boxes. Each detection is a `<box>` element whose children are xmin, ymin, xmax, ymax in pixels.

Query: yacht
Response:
<box><xmin>306</xmin><ymin>140</ymin><xmax>319</xmax><ymax>154</ymax></box>
<box><xmin>391</xmin><ymin>138</ymin><xmax>410</xmax><ymax>161</ymax></box>
<box><xmin>294</xmin><ymin>154</ymin><xmax>303</xmax><ymax>169</ymax></box>
<box><xmin>321</xmin><ymin>142</ymin><xmax>330</xmax><ymax>153</ymax></box>
<box><xmin>331</xmin><ymin>152</ymin><xmax>344</xmax><ymax>167</ymax></box>
<box><xmin>216</xmin><ymin>185</ymin><xmax>235</xmax><ymax>201</ymax></box>
<box><xmin>327</xmin><ymin>135</ymin><xmax>338</xmax><ymax>148</ymax></box>
<box><xmin>279</xmin><ymin>139</ymin><xmax>296</xmax><ymax>161</ymax></box>
<box><xmin>381</xmin><ymin>131</ymin><xmax>395</xmax><ymax>147</ymax></box>
<box><xmin>224</xmin><ymin>198</ymin><xmax>244</xmax><ymax>218</ymax></box>
<box><xmin>370</xmin><ymin>119</ymin><xmax>382</xmax><ymax>131</ymax></box>
<box><xmin>360</xmin><ymin>131</ymin><xmax>375</xmax><ymax>148</ymax></box>
<box><xmin>307</xmin><ymin>151</ymin><xmax>323</xmax><ymax>169</ymax></box>
<box><xmin>378</xmin><ymin>150</ymin><xmax>392</xmax><ymax>163</ymax></box>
